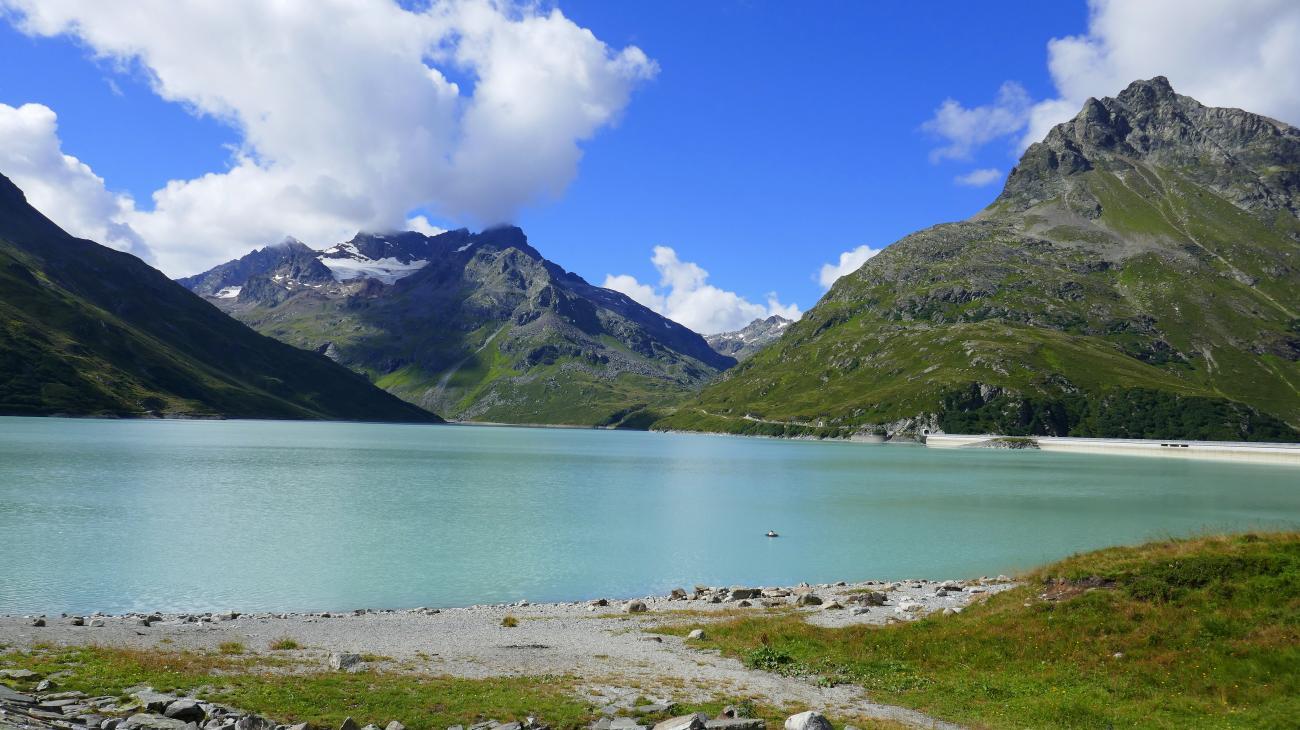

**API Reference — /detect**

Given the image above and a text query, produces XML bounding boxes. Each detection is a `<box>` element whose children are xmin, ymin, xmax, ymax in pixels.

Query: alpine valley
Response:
<box><xmin>0</xmin><ymin>174</ymin><xmax>437</xmax><ymax>423</ymax></box>
<box><xmin>181</xmin><ymin>227</ymin><xmax>734</xmax><ymax>426</ymax></box>
<box><xmin>656</xmin><ymin>78</ymin><xmax>1300</xmax><ymax>441</ymax></box>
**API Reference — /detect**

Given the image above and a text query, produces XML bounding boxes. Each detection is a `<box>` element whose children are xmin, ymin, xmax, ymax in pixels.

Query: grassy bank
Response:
<box><xmin>659</xmin><ymin>533</ymin><xmax>1300</xmax><ymax>728</ymax></box>
<box><xmin>0</xmin><ymin>645</ymin><xmax>906</xmax><ymax>730</ymax></box>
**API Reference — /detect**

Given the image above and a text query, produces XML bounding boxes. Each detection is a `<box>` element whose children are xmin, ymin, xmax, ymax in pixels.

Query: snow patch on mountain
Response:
<box><xmin>318</xmin><ymin>255</ymin><xmax>429</xmax><ymax>284</ymax></box>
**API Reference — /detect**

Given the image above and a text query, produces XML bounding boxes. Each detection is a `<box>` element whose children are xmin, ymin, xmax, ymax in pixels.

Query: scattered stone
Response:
<box><xmin>386</xmin><ymin>722</ymin><xmax>407</xmax><ymax>730</ymax></box>
<box><xmin>0</xmin><ymin>684</ymin><xmax>36</xmax><ymax>704</ymax></box>
<box><xmin>132</xmin><ymin>691</ymin><xmax>177</xmax><ymax>713</ymax></box>
<box><xmin>794</xmin><ymin>594</ymin><xmax>823</xmax><ymax>607</ymax></box>
<box><xmin>102</xmin><ymin>719</ymin><xmax>123</xmax><ymax>730</ymax></box>
<box><xmin>623</xmin><ymin>600</ymin><xmax>648</xmax><ymax>614</ymax></box>
<box><xmin>651</xmin><ymin>714</ymin><xmax>707</xmax><ymax>730</ymax></box>
<box><xmin>822</xmin><ymin>601</ymin><xmax>844</xmax><ymax>610</ymax></box>
<box><xmin>164</xmin><ymin>699</ymin><xmax>206</xmax><ymax>722</ymax></box>
<box><xmin>783</xmin><ymin>712</ymin><xmax>831</xmax><ymax>730</ymax></box>
<box><xmin>340</xmin><ymin>718</ymin><xmax>360</xmax><ymax>730</ymax></box>
<box><xmin>669</xmin><ymin>588</ymin><xmax>688</xmax><ymax>600</ymax></box>
<box><xmin>895</xmin><ymin>601</ymin><xmax>924</xmax><ymax>614</ymax></box>
<box><xmin>90</xmin><ymin>619</ymin><xmax>106</xmax><ymax>627</ymax></box>
<box><xmin>736</xmin><ymin>600</ymin><xmax>752</xmax><ymax>608</ymax></box>
<box><xmin>35</xmin><ymin>678</ymin><xmax>54</xmax><ymax>692</ymax></box>
<box><xmin>28</xmin><ymin>617</ymin><xmax>46</xmax><ymax>627</ymax></box>
<box><xmin>119</xmin><ymin>713</ymin><xmax>194</xmax><ymax>730</ymax></box>
<box><xmin>69</xmin><ymin>616</ymin><xmax>85</xmax><ymax>626</ymax></box>
<box><xmin>728</xmin><ymin>588</ymin><xmax>761</xmax><ymax>600</ymax></box>
<box><xmin>589</xmin><ymin>598</ymin><xmax>609</xmax><ymax>607</ymax></box>
<box><xmin>135</xmin><ymin>618</ymin><xmax>152</xmax><ymax>627</ymax></box>
<box><xmin>633</xmin><ymin>703</ymin><xmax>673</xmax><ymax>715</ymax></box>
<box><xmin>850</xmin><ymin>607</ymin><xmax>870</xmax><ymax>616</ymax></box>
<box><xmin>329</xmin><ymin>653</ymin><xmax>363</xmax><ymax>671</ymax></box>
<box><xmin>288</xmin><ymin>724</ymin><xmax>310</xmax><ymax>730</ymax></box>
<box><xmin>589</xmin><ymin>720</ymin><xmax>612</xmax><ymax>730</ymax></box>
<box><xmin>705</xmin><ymin>720</ymin><xmax>765</xmax><ymax>730</ymax></box>
<box><xmin>686</xmin><ymin>629</ymin><xmax>705</xmax><ymax>640</ymax></box>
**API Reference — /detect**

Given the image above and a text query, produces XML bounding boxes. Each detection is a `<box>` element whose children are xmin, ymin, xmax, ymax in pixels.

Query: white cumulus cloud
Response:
<box><xmin>0</xmin><ymin>102</ymin><xmax>147</xmax><ymax>257</ymax></box>
<box><xmin>921</xmin><ymin>82</ymin><xmax>1031</xmax><ymax>162</ymax></box>
<box><xmin>953</xmin><ymin>168</ymin><xmax>1004</xmax><ymax>188</ymax></box>
<box><xmin>923</xmin><ymin>0</ymin><xmax>1300</xmax><ymax>159</ymax></box>
<box><xmin>817</xmin><ymin>244</ymin><xmax>882</xmax><ymax>289</ymax></box>
<box><xmin>0</xmin><ymin>0</ymin><xmax>656</xmax><ymax>276</ymax></box>
<box><xmin>603</xmin><ymin>246</ymin><xmax>801</xmax><ymax>335</ymax></box>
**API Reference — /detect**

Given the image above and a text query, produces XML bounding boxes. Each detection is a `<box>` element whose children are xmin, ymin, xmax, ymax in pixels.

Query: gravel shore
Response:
<box><xmin>1</xmin><ymin>577</ymin><xmax>1016</xmax><ymax>729</ymax></box>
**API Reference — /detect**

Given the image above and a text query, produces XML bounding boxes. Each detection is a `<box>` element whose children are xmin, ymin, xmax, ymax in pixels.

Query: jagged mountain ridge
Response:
<box><xmin>706</xmin><ymin>315</ymin><xmax>793</xmax><ymax>360</ymax></box>
<box><xmin>0</xmin><ymin>174</ymin><xmax>439</xmax><ymax>422</ymax></box>
<box><xmin>183</xmin><ymin>226</ymin><xmax>734</xmax><ymax>426</ymax></box>
<box><xmin>657</xmin><ymin>78</ymin><xmax>1300</xmax><ymax>441</ymax></box>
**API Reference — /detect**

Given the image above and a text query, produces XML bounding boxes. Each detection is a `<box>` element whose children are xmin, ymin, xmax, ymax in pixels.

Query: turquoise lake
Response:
<box><xmin>1</xmin><ymin>416</ymin><xmax>1297</xmax><ymax>614</ymax></box>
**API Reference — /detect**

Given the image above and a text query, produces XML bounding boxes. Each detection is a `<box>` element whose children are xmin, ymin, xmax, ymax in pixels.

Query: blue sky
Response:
<box><xmin>1</xmin><ymin>1</ymin><xmax>1295</xmax><ymax>333</ymax></box>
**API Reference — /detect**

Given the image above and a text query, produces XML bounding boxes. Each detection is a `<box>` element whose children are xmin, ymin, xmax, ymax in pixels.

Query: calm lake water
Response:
<box><xmin>1</xmin><ymin>416</ymin><xmax>1297</xmax><ymax>614</ymax></box>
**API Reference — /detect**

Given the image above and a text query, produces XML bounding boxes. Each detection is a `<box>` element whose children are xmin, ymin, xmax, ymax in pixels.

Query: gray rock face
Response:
<box><xmin>1002</xmin><ymin>76</ymin><xmax>1300</xmax><ymax>220</ymax></box>
<box><xmin>782</xmin><ymin>712</ymin><xmax>831</xmax><ymax>730</ymax></box>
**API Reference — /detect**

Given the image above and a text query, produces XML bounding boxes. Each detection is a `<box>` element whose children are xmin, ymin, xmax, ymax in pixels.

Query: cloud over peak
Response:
<box><xmin>0</xmin><ymin>0</ymin><xmax>656</xmax><ymax>275</ymax></box>
<box><xmin>922</xmin><ymin>0</ymin><xmax>1300</xmax><ymax>166</ymax></box>
<box><xmin>604</xmin><ymin>246</ymin><xmax>801</xmax><ymax>335</ymax></box>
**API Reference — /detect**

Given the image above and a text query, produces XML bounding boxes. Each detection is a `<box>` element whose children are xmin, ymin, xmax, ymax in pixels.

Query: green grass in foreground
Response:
<box><xmin>0</xmin><ymin>646</ymin><xmax>905</xmax><ymax>730</ymax></box>
<box><xmin>0</xmin><ymin>647</ymin><xmax>589</xmax><ymax>730</ymax></box>
<box><xmin>657</xmin><ymin>533</ymin><xmax>1300</xmax><ymax>729</ymax></box>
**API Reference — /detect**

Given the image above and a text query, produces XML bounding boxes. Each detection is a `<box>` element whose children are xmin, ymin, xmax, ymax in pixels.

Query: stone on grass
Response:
<box><xmin>340</xmin><ymin>718</ymin><xmax>360</xmax><ymax>730</ymax></box>
<box><xmin>624</xmin><ymin>600</ymin><xmax>648</xmax><ymax>614</ymax></box>
<box><xmin>0</xmin><ymin>684</ymin><xmax>36</xmax><ymax>703</ymax></box>
<box><xmin>651</xmin><ymin>714</ymin><xmax>707</xmax><ymax>730</ymax></box>
<box><xmin>686</xmin><ymin>629</ymin><xmax>705</xmax><ymax>640</ymax></box>
<box><xmin>704</xmin><ymin>720</ymin><xmax>765</xmax><ymax>730</ymax></box>
<box><xmin>329</xmin><ymin>653</ymin><xmax>363</xmax><ymax>671</ymax></box>
<box><xmin>783</xmin><ymin>712</ymin><xmax>831</xmax><ymax>730</ymax></box>
<box><xmin>120</xmin><ymin>714</ymin><xmax>193</xmax><ymax>730</ymax></box>
<box><xmin>609</xmin><ymin>718</ymin><xmax>642</xmax><ymax>730</ymax></box>
<box><xmin>164</xmin><ymin>699</ymin><xmax>206</xmax><ymax>722</ymax></box>
<box><xmin>386</xmin><ymin>722</ymin><xmax>407</xmax><ymax>730</ymax></box>
<box><xmin>132</xmin><ymin>691</ymin><xmax>177</xmax><ymax>713</ymax></box>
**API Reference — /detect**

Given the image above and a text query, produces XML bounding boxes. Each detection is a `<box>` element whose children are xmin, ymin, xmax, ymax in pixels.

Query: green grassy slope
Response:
<box><xmin>0</xmin><ymin>175</ymin><xmax>439</xmax><ymax>422</ymax></box>
<box><xmin>656</xmin><ymin>79</ymin><xmax>1300</xmax><ymax>441</ymax></box>
<box><xmin>657</xmin><ymin>533</ymin><xmax>1300</xmax><ymax>729</ymax></box>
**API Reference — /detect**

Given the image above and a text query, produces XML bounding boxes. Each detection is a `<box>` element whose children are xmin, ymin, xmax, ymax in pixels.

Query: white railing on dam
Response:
<box><xmin>925</xmin><ymin>434</ymin><xmax>1300</xmax><ymax>466</ymax></box>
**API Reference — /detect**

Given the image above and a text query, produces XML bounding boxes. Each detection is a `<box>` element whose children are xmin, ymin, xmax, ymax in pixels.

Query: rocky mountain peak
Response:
<box><xmin>995</xmin><ymin>77</ymin><xmax>1300</xmax><ymax>220</ymax></box>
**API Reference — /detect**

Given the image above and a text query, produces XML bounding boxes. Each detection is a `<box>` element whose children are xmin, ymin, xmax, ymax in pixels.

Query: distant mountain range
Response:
<box><xmin>9</xmin><ymin>76</ymin><xmax>1299</xmax><ymax>441</ymax></box>
<box><xmin>0</xmin><ymin>174</ymin><xmax>438</xmax><ymax>422</ymax></box>
<box><xmin>705</xmin><ymin>315</ymin><xmax>793</xmax><ymax>361</ymax></box>
<box><xmin>657</xmin><ymin>78</ymin><xmax>1300</xmax><ymax>442</ymax></box>
<box><xmin>180</xmin><ymin>227</ymin><xmax>734</xmax><ymax>426</ymax></box>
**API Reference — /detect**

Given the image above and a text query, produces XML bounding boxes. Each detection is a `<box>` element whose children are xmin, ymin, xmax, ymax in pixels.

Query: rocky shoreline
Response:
<box><xmin>2</xmin><ymin>577</ymin><xmax>1016</xmax><ymax>730</ymax></box>
<box><xmin>2</xmin><ymin>575</ymin><xmax>1018</xmax><ymax>633</ymax></box>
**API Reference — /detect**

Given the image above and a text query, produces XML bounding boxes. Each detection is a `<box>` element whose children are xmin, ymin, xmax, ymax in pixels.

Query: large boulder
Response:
<box><xmin>783</xmin><ymin>712</ymin><xmax>831</xmax><ymax>730</ymax></box>
<box><xmin>794</xmin><ymin>594</ymin><xmax>823</xmax><ymax>607</ymax></box>
<box><xmin>329</xmin><ymin>653</ymin><xmax>363</xmax><ymax>671</ymax></box>
<box><xmin>164</xmin><ymin>700</ymin><xmax>206</xmax><ymax>722</ymax></box>
<box><xmin>119</xmin><ymin>714</ymin><xmax>194</xmax><ymax>730</ymax></box>
<box><xmin>624</xmin><ymin>600</ymin><xmax>648</xmax><ymax>614</ymax></box>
